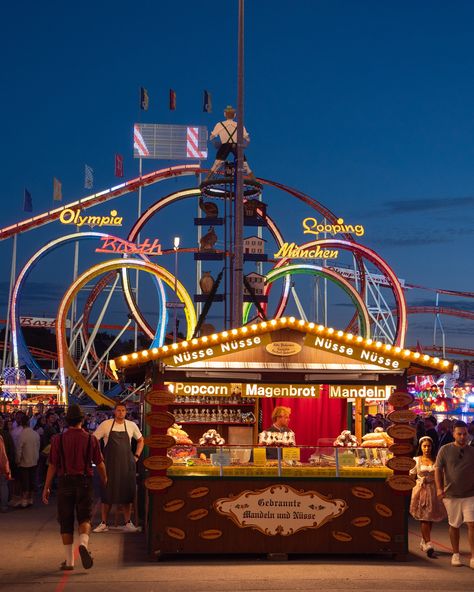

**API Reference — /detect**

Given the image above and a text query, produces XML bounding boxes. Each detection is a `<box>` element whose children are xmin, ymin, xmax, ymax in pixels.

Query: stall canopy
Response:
<box><xmin>111</xmin><ymin>318</ymin><xmax>453</xmax><ymax>443</ymax></box>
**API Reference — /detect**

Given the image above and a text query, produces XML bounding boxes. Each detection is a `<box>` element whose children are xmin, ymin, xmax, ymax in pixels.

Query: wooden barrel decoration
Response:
<box><xmin>145</xmin><ymin>389</ymin><xmax>176</xmax><ymax>406</ymax></box>
<box><xmin>144</xmin><ymin>434</ymin><xmax>176</xmax><ymax>449</ymax></box>
<box><xmin>144</xmin><ymin>475</ymin><xmax>173</xmax><ymax>491</ymax></box>
<box><xmin>146</xmin><ymin>411</ymin><xmax>175</xmax><ymax>429</ymax></box>
<box><xmin>143</xmin><ymin>455</ymin><xmax>173</xmax><ymax>471</ymax></box>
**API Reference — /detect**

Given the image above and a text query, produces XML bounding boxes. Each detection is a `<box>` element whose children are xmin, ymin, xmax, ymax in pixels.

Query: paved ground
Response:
<box><xmin>1</xmin><ymin>497</ymin><xmax>473</xmax><ymax>592</ymax></box>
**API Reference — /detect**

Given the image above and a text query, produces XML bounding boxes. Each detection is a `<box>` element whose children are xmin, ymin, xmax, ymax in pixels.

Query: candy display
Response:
<box><xmin>199</xmin><ymin>429</ymin><xmax>225</xmax><ymax>446</ymax></box>
<box><xmin>333</xmin><ymin>430</ymin><xmax>359</xmax><ymax>447</ymax></box>
<box><xmin>258</xmin><ymin>430</ymin><xmax>296</xmax><ymax>446</ymax></box>
<box><xmin>361</xmin><ymin>427</ymin><xmax>393</xmax><ymax>448</ymax></box>
<box><xmin>167</xmin><ymin>423</ymin><xmax>193</xmax><ymax>445</ymax></box>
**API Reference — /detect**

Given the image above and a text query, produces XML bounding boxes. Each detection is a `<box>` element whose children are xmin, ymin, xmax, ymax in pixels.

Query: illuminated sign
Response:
<box><xmin>163</xmin><ymin>334</ymin><xmax>269</xmax><ymax>367</ymax></box>
<box><xmin>168</xmin><ymin>382</ymin><xmax>320</xmax><ymax>398</ymax></box>
<box><xmin>274</xmin><ymin>243</ymin><xmax>339</xmax><ymax>259</ymax></box>
<box><xmin>265</xmin><ymin>341</ymin><xmax>302</xmax><ymax>356</ymax></box>
<box><xmin>59</xmin><ymin>208</ymin><xmax>123</xmax><ymax>228</ymax></box>
<box><xmin>303</xmin><ymin>335</ymin><xmax>409</xmax><ymax>370</ymax></box>
<box><xmin>18</xmin><ymin>316</ymin><xmax>70</xmax><ymax>329</ymax></box>
<box><xmin>302</xmin><ymin>217</ymin><xmax>365</xmax><ymax>237</ymax></box>
<box><xmin>95</xmin><ymin>236</ymin><xmax>162</xmax><ymax>256</ymax></box>
<box><xmin>328</xmin><ymin>385</ymin><xmax>395</xmax><ymax>400</ymax></box>
<box><xmin>245</xmin><ymin>384</ymin><xmax>320</xmax><ymax>398</ymax></box>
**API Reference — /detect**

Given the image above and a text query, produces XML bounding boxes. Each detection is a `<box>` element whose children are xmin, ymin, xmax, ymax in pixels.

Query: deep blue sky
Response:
<box><xmin>1</xmin><ymin>0</ymin><xmax>473</xmax><ymax>353</ymax></box>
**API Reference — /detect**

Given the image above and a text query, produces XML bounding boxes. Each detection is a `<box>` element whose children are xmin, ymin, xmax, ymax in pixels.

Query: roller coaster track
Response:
<box><xmin>0</xmin><ymin>164</ymin><xmax>200</xmax><ymax>241</ymax></box>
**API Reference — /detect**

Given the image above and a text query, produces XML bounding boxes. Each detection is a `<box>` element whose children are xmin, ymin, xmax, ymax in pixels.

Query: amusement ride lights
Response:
<box><xmin>110</xmin><ymin>316</ymin><xmax>452</xmax><ymax>376</ymax></box>
<box><xmin>56</xmin><ymin>259</ymin><xmax>197</xmax><ymax>405</ymax></box>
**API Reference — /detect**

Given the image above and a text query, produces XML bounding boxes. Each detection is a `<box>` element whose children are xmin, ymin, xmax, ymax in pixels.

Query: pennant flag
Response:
<box><xmin>203</xmin><ymin>90</ymin><xmax>212</xmax><ymax>113</ymax></box>
<box><xmin>169</xmin><ymin>88</ymin><xmax>176</xmax><ymax>111</ymax></box>
<box><xmin>84</xmin><ymin>164</ymin><xmax>94</xmax><ymax>189</ymax></box>
<box><xmin>53</xmin><ymin>177</ymin><xmax>62</xmax><ymax>201</ymax></box>
<box><xmin>140</xmin><ymin>86</ymin><xmax>149</xmax><ymax>111</ymax></box>
<box><xmin>115</xmin><ymin>154</ymin><xmax>124</xmax><ymax>177</ymax></box>
<box><xmin>133</xmin><ymin>124</ymin><xmax>150</xmax><ymax>157</ymax></box>
<box><xmin>23</xmin><ymin>188</ymin><xmax>32</xmax><ymax>212</ymax></box>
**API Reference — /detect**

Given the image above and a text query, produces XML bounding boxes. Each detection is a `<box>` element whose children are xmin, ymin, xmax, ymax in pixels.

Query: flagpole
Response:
<box><xmin>232</xmin><ymin>0</ymin><xmax>245</xmax><ymax>328</ymax></box>
<box><xmin>3</xmin><ymin>234</ymin><xmax>17</xmax><ymax>372</ymax></box>
<box><xmin>134</xmin><ymin>157</ymin><xmax>143</xmax><ymax>352</ymax></box>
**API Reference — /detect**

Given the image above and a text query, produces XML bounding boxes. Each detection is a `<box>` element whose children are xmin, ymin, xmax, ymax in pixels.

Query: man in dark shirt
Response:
<box><xmin>435</xmin><ymin>420</ymin><xmax>474</xmax><ymax>569</ymax></box>
<box><xmin>424</xmin><ymin>416</ymin><xmax>440</xmax><ymax>454</ymax></box>
<box><xmin>42</xmin><ymin>405</ymin><xmax>106</xmax><ymax>571</ymax></box>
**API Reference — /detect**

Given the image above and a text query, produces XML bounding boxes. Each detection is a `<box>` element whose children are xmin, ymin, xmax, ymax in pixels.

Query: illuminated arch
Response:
<box><xmin>57</xmin><ymin>259</ymin><xmax>197</xmax><ymax>406</ymax></box>
<box><xmin>243</xmin><ymin>263</ymin><xmax>371</xmax><ymax>337</ymax></box>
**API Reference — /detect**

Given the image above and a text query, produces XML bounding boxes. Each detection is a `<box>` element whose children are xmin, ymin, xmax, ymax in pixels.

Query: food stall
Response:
<box><xmin>111</xmin><ymin>318</ymin><xmax>453</xmax><ymax>558</ymax></box>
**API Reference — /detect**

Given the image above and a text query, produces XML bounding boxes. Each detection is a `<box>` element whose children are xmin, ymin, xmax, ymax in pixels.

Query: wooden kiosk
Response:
<box><xmin>111</xmin><ymin>318</ymin><xmax>453</xmax><ymax>558</ymax></box>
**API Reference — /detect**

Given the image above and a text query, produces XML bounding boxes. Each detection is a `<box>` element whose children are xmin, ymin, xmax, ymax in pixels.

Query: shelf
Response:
<box><xmin>173</xmin><ymin>402</ymin><xmax>255</xmax><ymax>407</ymax></box>
<box><xmin>176</xmin><ymin>421</ymin><xmax>255</xmax><ymax>426</ymax></box>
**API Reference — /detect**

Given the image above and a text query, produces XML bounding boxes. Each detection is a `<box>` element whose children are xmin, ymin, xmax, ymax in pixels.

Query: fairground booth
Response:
<box><xmin>111</xmin><ymin>317</ymin><xmax>452</xmax><ymax>559</ymax></box>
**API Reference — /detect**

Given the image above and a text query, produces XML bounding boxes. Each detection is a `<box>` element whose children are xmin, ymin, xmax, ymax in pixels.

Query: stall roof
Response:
<box><xmin>110</xmin><ymin>317</ymin><xmax>453</xmax><ymax>379</ymax></box>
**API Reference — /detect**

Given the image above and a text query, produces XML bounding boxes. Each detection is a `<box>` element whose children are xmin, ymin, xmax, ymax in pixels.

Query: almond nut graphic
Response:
<box><xmin>163</xmin><ymin>499</ymin><xmax>185</xmax><ymax>512</ymax></box>
<box><xmin>351</xmin><ymin>516</ymin><xmax>371</xmax><ymax>527</ymax></box>
<box><xmin>351</xmin><ymin>486</ymin><xmax>374</xmax><ymax>499</ymax></box>
<box><xmin>166</xmin><ymin>526</ymin><xmax>186</xmax><ymax>540</ymax></box>
<box><xmin>370</xmin><ymin>529</ymin><xmax>391</xmax><ymax>543</ymax></box>
<box><xmin>188</xmin><ymin>487</ymin><xmax>210</xmax><ymax>499</ymax></box>
<box><xmin>187</xmin><ymin>508</ymin><xmax>209</xmax><ymax>521</ymax></box>
<box><xmin>374</xmin><ymin>503</ymin><xmax>393</xmax><ymax>518</ymax></box>
<box><xmin>331</xmin><ymin>530</ymin><xmax>352</xmax><ymax>542</ymax></box>
<box><xmin>199</xmin><ymin>529</ymin><xmax>222</xmax><ymax>540</ymax></box>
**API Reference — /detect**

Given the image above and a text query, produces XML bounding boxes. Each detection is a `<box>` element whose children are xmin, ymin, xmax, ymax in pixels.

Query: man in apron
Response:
<box><xmin>206</xmin><ymin>105</ymin><xmax>255</xmax><ymax>180</ymax></box>
<box><xmin>92</xmin><ymin>402</ymin><xmax>144</xmax><ymax>533</ymax></box>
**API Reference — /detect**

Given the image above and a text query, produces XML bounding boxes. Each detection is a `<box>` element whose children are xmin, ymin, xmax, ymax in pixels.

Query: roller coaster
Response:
<box><xmin>1</xmin><ymin>165</ymin><xmax>472</xmax><ymax>406</ymax></box>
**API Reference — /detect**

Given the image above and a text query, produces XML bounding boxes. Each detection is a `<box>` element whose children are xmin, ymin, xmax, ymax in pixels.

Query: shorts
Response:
<box><xmin>57</xmin><ymin>475</ymin><xmax>93</xmax><ymax>534</ymax></box>
<box><xmin>443</xmin><ymin>496</ymin><xmax>474</xmax><ymax>528</ymax></box>
<box><xmin>216</xmin><ymin>143</ymin><xmax>247</xmax><ymax>162</ymax></box>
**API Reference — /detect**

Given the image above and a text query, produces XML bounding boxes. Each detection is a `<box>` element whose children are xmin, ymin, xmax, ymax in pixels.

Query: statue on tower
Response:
<box><xmin>206</xmin><ymin>105</ymin><xmax>255</xmax><ymax>181</ymax></box>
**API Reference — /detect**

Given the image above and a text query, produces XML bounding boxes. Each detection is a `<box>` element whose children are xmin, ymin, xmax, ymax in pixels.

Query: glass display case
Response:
<box><xmin>166</xmin><ymin>444</ymin><xmax>393</xmax><ymax>479</ymax></box>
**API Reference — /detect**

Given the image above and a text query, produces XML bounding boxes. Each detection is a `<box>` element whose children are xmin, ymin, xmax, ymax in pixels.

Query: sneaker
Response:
<box><xmin>470</xmin><ymin>558</ymin><xmax>474</xmax><ymax>570</ymax></box>
<box><xmin>60</xmin><ymin>561</ymin><xmax>74</xmax><ymax>571</ymax></box>
<box><xmin>419</xmin><ymin>541</ymin><xmax>427</xmax><ymax>552</ymax></box>
<box><xmin>425</xmin><ymin>542</ymin><xmax>435</xmax><ymax>558</ymax></box>
<box><xmin>451</xmin><ymin>553</ymin><xmax>462</xmax><ymax>567</ymax></box>
<box><xmin>92</xmin><ymin>522</ymin><xmax>108</xmax><ymax>533</ymax></box>
<box><xmin>20</xmin><ymin>499</ymin><xmax>29</xmax><ymax>508</ymax></box>
<box><xmin>122</xmin><ymin>521</ymin><xmax>138</xmax><ymax>532</ymax></box>
<box><xmin>78</xmin><ymin>544</ymin><xmax>93</xmax><ymax>569</ymax></box>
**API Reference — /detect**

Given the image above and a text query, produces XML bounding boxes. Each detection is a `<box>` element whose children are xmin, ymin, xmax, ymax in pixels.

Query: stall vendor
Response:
<box><xmin>267</xmin><ymin>406</ymin><xmax>294</xmax><ymax>436</ymax></box>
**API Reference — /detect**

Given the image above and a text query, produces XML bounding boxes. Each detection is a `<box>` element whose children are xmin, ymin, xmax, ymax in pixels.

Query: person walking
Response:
<box><xmin>409</xmin><ymin>436</ymin><xmax>446</xmax><ymax>556</ymax></box>
<box><xmin>435</xmin><ymin>420</ymin><xmax>474</xmax><ymax>569</ymax></box>
<box><xmin>16</xmin><ymin>414</ymin><xmax>40</xmax><ymax>507</ymax></box>
<box><xmin>42</xmin><ymin>404</ymin><xmax>106</xmax><ymax>571</ymax></box>
<box><xmin>0</xmin><ymin>434</ymin><xmax>11</xmax><ymax>512</ymax></box>
<box><xmin>92</xmin><ymin>402</ymin><xmax>144</xmax><ymax>533</ymax></box>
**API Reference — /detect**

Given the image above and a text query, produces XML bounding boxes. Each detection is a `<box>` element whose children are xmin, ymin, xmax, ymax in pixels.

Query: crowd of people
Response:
<box><xmin>0</xmin><ymin>405</ymin><xmax>141</xmax><ymax>512</ymax></box>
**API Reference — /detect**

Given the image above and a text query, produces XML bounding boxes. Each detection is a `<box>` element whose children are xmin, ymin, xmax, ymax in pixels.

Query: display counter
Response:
<box><xmin>148</xmin><ymin>445</ymin><xmax>407</xmax><ymax>559</ymax></box>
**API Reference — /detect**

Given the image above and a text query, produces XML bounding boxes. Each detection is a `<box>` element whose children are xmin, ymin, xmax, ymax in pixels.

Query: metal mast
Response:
<box><xmin>232</xmin><ymin>0</ymin><xmax>245</xmax><ymax>328</ymax></box>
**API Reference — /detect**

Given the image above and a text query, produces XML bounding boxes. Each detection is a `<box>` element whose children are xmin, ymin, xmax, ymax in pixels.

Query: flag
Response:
<box><xmin>133</xmin><ymin>124</ymin><xmax>150</xmax><ymax>157</ymax></box>
<box><xmin>53</xmin><ymin>177</ymin><xmax>62</xmax><ymax>201</ymax></box>
<box><xmin>84</xmin><ymin>164</ymin><xmax>94</xmax><ymax>189</ymax></box>
<box><xmin>115</xmin><ymin>153</ymin><xmax>124</xmax><ymax>177</ymax></box>
<box><xmin>169</xmin><ymin>88</ymin><xmax>176</xmax><ymax>111</ymax></box>
<box><xmin>203</xmin><ymin>90</ymin><xmax>212</xmax><ymax>113</ymax></box>
<box><xmin>140</xmin><ymin>86</ymin><xmax>149</xmax><ymax>111</ymax></box>
<box><xmin>23</xmin><ymin>188</ymin><xmax>32</xmax><ymax>212</ymax></box>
